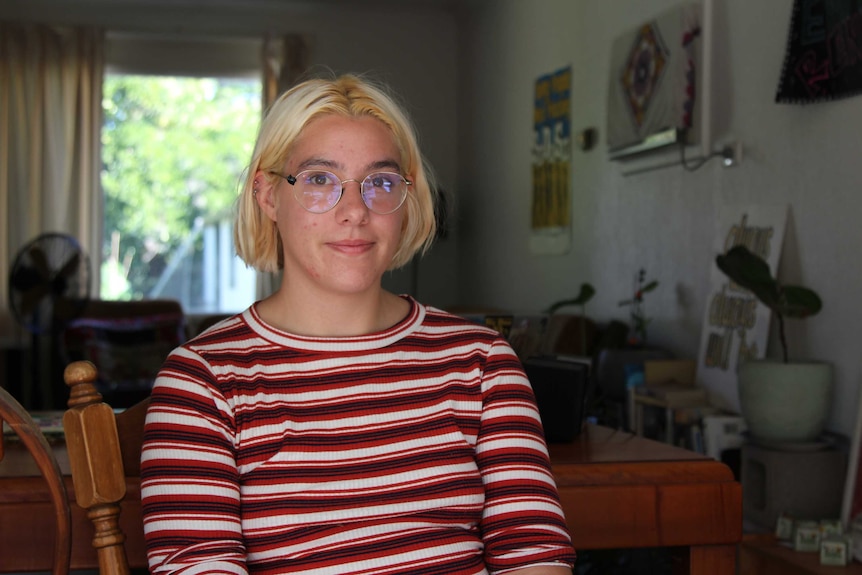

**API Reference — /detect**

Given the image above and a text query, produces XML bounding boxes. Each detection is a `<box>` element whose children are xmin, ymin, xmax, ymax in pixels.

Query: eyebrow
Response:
<box><xmin>295</xmin><ymin>157</ymin><xmax>403</xmax><ymax>174</ymax></box>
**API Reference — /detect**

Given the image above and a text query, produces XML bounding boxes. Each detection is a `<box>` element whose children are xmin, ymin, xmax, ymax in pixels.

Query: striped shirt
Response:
<box><xmin>141</xmin><ymin>297</ymin><xmax>576</xmax><ymax>575</ymax></box>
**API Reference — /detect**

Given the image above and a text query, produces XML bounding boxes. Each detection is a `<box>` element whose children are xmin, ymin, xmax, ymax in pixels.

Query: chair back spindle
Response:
<box><xmin>63</xmin><ymin>360</ymin><xmax>131</xmax><ymax>575</ymax></box>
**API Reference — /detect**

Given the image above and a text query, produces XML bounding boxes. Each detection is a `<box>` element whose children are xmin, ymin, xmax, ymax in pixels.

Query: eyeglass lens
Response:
<box><xmin>291</xmin><ymin>170</ymin><xmax>408</xmax><ymax>214</ymax></box>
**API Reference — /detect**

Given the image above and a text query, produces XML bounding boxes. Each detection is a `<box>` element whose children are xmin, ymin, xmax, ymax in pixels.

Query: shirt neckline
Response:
<box><xmin>242</xmin><ymin>295</ymin><xmax>425</xmax><ymax>352</ymax></box>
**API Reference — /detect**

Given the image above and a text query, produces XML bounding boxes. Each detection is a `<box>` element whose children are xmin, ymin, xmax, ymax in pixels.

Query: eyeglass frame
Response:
<box><xmin>266</xmin><ymin>169</ymin><xmax>412</xmax><ymax>215</ymax></box>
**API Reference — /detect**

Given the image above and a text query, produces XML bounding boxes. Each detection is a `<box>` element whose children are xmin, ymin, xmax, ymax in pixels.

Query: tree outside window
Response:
<box><xmin>101</xmin><ymin>75</ymin><xmax>260</xmax><ymax>312</ymax></box>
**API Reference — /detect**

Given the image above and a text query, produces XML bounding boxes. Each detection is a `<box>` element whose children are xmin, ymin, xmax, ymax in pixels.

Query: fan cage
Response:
<box><xmin>8</xmin><ymin>232</ymin><xmax>92</xmax><ymax>335</ymax></box>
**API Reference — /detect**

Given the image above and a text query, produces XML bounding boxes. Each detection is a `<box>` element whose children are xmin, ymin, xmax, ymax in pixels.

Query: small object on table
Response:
<box><xmin>820</xmin><ymin>518</ymin><xmax>843</xmax><ymax>538</ymax></box>
<box><xmin>793</xmin><ymin>520</ymin><xmax>821</xmax><ymax>552</ymax></box>
<box><xmin>775</xmin><ymin>513</ymin><xmax>794</xmax><ymax>540</ymax></box>
<box><xmin>820</xmin><ymin>534</ymin><xmax>853</xmax><ymax>566</ymax></box>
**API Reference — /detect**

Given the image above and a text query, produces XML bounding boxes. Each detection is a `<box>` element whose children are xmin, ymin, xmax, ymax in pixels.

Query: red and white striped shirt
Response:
<box><xmin>141</xmin><ymin>297</ymin><xmax>576</xmax><ymax>574</ymax></box>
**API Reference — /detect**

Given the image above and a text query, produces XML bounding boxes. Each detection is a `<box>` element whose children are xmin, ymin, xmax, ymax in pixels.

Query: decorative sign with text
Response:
<box><xmin>696</xmin><ymin>205</ymin><xmax>788</xmax><ymax>412</ymax></box>
<box><xmin>531</xmin><ymin>66</ymin><xmax>572</xmax><ymax>255</ymax></box>
<box><xmin>775</xmin><ymin>0</ymin><xmax>862</xmax><ymax>104</ymax></box>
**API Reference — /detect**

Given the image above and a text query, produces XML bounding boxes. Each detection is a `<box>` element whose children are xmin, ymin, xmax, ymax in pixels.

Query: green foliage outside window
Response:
<box><xmin>101</xmin><ymin>75</ymin><xmax>260</xmax><ymax>301</ymax></box>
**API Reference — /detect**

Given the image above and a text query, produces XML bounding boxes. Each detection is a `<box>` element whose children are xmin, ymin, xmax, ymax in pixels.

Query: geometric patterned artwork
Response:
<box><xmin>606</xmin><ymin>2</ymin><xmax>702</xmax><ymax>157</ymax></box>
<box><xmin>621</xmin><ymin>22</ymin><xmax>668</xmax><ymax>128</ymax></box>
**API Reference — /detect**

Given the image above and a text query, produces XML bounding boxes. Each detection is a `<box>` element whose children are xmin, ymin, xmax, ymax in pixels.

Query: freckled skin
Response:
<box><xmin>253</xmin><ymin>114</ymin><xmax>409</xmax><ymax>335</ymax></box>
<box><xmin>284</xmin><ymin>116</ymin><xmax>403</xmax><ymax>298</ymax></box>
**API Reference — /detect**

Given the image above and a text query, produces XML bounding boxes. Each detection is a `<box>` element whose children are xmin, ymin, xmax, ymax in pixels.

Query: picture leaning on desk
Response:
<box><xmin>140</xmin><ymin>73</ymin><xmax>576</xmax><ymax>575</ymax></box>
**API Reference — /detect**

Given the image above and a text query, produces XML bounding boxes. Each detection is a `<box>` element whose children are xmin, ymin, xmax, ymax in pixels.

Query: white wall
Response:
<box><xmin>456</xmin><ymin>0</ymin><xmax>862</xmax><ymax>438</ymax></box>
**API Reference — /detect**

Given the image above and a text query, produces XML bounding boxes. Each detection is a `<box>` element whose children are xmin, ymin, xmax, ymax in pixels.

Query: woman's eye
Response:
<box><xmin>308</xmin><ymin>173</ymin><xmax>331</xmax><ymax>186</ymax></box>
<box><xmin>370</xmin><ymin>175</ymin><xmax>392</xmax><ymax>189</ymax></box>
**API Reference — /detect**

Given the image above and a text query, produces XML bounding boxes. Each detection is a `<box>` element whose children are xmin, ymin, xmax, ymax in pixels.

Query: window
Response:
<box><xmin>100</xmin><ymin>33</ymin><xmax>262</xmax><ymax>314</ymax></box>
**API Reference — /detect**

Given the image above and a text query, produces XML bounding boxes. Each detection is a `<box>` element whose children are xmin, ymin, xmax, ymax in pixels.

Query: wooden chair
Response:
<box><xmin>63</xmin><ymin>360</ymin><xmax>149</xmax><ymax>575</ymax></box>
<box><xmin>0</xmin><ymin>385</ymin><xmax>72</xmax><ymax>575</ymax></box>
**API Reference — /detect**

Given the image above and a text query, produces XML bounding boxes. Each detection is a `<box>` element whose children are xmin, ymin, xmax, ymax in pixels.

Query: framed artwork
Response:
<box><xmin>605</xmin><ymin>0</ymin><xmax>717</xmax><ymax>169</ymax></box>
<box><xmin>695</xmin><ymin>205</ymin><xmax>788</xmax><ymax>412</ymax></box>
<box><xmin>530</xmin><ymin>65</ymin><xmax>572</xmax><ymax>255</ymax></box>
<box><xmin>776</xmin><ymin>0</ymin><xmax>862</xmax><ymax>104</ymax></box>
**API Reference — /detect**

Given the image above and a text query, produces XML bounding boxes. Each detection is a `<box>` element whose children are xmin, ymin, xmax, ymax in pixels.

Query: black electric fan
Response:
<box><xmin>7</xmin><ymin>233</ymin><xmax>91</xmax><ymax>408</ymax></box>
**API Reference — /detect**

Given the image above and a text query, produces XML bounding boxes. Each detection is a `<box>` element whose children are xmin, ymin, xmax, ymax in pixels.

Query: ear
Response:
<box><xmin>254</xmin><ymin>170</ymin><xmax>278</xmax><ymax>222</ymax></box>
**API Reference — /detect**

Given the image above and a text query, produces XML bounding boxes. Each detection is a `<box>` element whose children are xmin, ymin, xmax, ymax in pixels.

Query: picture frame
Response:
<box><xmin>606</xmin><ymin>0</ymin><xmax>716</xmax><ymax>176</ymax></box>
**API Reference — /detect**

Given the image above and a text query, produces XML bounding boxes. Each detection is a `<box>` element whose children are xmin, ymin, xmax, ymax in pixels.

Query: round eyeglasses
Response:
<box><xmin>269</xmin><ymin>169</ymin><xmax>411</xmax><ymax>215</ymax></box>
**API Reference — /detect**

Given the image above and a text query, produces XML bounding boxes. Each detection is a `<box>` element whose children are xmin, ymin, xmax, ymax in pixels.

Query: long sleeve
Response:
<box><xmin>141</xmin><ymin>347</ymin><xmax>247</xmax><ymax>575</ymax></box>
<box><xmin>476</xmin><ymin>340</ymin><xmax>575</xmax><ymax>573</ymax></box>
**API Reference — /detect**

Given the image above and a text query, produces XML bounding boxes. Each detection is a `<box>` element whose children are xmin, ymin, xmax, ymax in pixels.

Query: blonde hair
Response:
<box><xmin>234</xmin><ymin>73</ymin><xmax>437</xmax><ymax>272</ymax></box>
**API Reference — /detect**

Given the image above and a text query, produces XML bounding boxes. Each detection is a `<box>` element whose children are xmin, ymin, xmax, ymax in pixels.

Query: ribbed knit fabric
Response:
<box><xmin>141</xmin><ymin>297</ymin><xmax>576</xmax><ymax>575</ymax></box>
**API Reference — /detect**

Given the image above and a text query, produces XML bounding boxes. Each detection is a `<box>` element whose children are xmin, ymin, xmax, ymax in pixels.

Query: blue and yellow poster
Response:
<box><xmin>532</xmin><ymin>66</ymin><xmax>572</xmax><ymax>254</ymax></box>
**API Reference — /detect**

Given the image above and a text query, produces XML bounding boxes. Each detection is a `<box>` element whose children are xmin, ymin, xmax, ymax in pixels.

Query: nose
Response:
<box><xmin>334</xmin><ymin>179</ymin><xmax>369</xmax><ymax>221</ymax></box>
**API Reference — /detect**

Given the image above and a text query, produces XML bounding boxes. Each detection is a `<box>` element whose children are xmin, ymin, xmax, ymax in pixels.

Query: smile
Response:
<box><xmin>329</xmin><ymin>240</ymin><xmax>374</xmax><ymax>254</ymax></box>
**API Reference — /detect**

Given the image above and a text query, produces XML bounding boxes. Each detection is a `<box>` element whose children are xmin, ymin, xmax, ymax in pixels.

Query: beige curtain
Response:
<box><xmin>0</xmin><ymin>23</ymin><xmax>104</xmax><ymax>331</ymax></box>
<box><xmin>256</xmin><ymin>33</ymin><xmax>308</xmax><ymax>301</ymax></box>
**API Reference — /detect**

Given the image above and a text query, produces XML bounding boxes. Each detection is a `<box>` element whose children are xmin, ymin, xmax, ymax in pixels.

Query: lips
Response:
<box><xmin>328</xmin><ymin>239</ymin><xmax>375</xmax><ymax>254</ymax></box>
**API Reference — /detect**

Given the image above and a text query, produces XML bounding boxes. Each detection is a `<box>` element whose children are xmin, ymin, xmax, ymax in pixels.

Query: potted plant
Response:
<box><xmin>715</xmin><ymin>245</ymin><xmax>830</xmax><ymax>442</ymax></box>
<box><xmin>618</xmin><ymin>269</ymin><xmax>659</xmax><ymax>347</ymax></box>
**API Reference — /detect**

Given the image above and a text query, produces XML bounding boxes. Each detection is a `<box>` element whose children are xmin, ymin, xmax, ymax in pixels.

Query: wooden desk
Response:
<box><xmin>549</xmin><ymin>424</ymin><xmax>742</xmax><ymax>575</ymax></box>
<box><xmin>0</xmin><ymin>424</ymin><xmax>741</xmax><ymax>574</ymax></box>
<box><xmin>0</xmin><ymin>439</ymin><xmax>147</xmax><ymax>572</ymax></box>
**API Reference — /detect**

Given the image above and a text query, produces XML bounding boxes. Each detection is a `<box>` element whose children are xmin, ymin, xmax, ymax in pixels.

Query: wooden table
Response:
<box><xmin>0</xmin><ymin>423</ymin><xmax>741</xmax><ymax>574</ymax></box>
<box><xmin>0</xmin><ymin>438</ymin><xmax>147</xmax><ymax>572</ymax></box>
<box><xmin>549</xmin><ymin>424</ymin><xmax>742</xmax><ymax>575</ymax></box>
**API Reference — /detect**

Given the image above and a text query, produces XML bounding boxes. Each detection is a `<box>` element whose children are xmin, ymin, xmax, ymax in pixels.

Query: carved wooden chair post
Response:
<box><xmin>63</xmin><ymin>360</ymin><xmax>131</xmax><ymax>575</ymax></box>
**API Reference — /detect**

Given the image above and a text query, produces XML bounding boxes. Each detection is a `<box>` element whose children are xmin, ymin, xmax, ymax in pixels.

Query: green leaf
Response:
<box><xmin>714</xmin><ymin>244</ymin><xmax>822</xmax><ymax>362</ymax></box>
<box><xmin>548</xmin><ymin>282</ymin><xmax>596</xmax><ymax>314</ymax></box>
<box><xmin>715</xmin><ymin>246</ymin><xmax>780</xmax><ymax>308</ymax></box>
<box><xmin>779</xmin><ymin>286</ymin><xmax>823</xmax><ymax>318</ymax></box>
<box><xmin>572</xmin><ymin>283</ymin><xmax>596</xmax><ymax>305</ymax></box>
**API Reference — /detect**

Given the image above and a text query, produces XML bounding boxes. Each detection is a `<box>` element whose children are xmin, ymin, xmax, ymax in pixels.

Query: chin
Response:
<box><xmin>327</xmin><ymin>274</ymin><xmax>384</xmax><ymax>296</ymax></box>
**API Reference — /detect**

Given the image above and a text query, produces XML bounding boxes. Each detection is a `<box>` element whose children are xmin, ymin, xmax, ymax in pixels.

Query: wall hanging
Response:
<box><xmin>776</xmin><ymin>0</ymin><xmax>862</xmax><ymax>104</ymax></box>
<box><xmin>606</xmin><ymin>1</ymin><xmax>706</xmax><ymax>160</ymax></box>
<box><xmin>531</xmin><ymin>65</ymin><xmax>572</xmax><ymax>255</ymax></box>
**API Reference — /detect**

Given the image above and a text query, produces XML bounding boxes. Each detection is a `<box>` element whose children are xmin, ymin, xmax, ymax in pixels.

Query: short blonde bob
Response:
<box><xmin>234</xmin><ymin>73</ymin><xmax>437</xmax><ymax>273</ymax></box>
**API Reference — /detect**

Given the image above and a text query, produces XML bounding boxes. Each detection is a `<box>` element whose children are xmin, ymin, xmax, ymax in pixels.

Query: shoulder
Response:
<box><xmin>416</xmin><ymin>303</ymin><xmax>508</xmax><ymax>340</ymax></box>
<box><xmin>420</xmin><ymin>303</ymin><xmax>496</xmax><ymax>331</ymax></box>
<box><xmin>186</xmin><ymin>311</ymin><xmax>251</xmax><ymax>347</ymax></box>
<box><xmin>410</xmin><ymin>302</ymin><xmax>519</xmax><ymax>364</ymax></box>
<box><xmin>420</xmin><ymin>302</ymin><xmax>515</xmax><ymax>344</ymax></box>
<box><xmin>159</xmin><ymin>309</ymin><xmax>260</xmax><ymax>379</ymax></box>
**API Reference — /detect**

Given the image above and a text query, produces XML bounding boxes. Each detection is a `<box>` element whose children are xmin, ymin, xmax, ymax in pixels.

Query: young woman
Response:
<box><xmin>141</xmin><ymin>74</ymin><xmax>576</xmax><ymax>575</ymax></box>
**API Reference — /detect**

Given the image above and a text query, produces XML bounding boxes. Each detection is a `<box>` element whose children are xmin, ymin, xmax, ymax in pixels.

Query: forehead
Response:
<box><xmin>291</xmin><ymin>115</ymin><xmax>399</xmax><ymax>159</ymax></box>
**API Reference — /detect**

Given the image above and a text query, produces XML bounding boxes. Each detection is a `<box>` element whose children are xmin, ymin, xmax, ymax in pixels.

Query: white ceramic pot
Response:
<box><xmin>737</xmin><ymin>359</ymin><xmax>833</xmax><ymax>443</ymax></box>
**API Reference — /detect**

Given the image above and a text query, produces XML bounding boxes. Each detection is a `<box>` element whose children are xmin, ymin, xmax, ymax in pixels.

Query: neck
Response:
<box><xmin>258</xmin><ymin>285</ymin><xmax>409</xmax><ymax>337</ymax></box>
